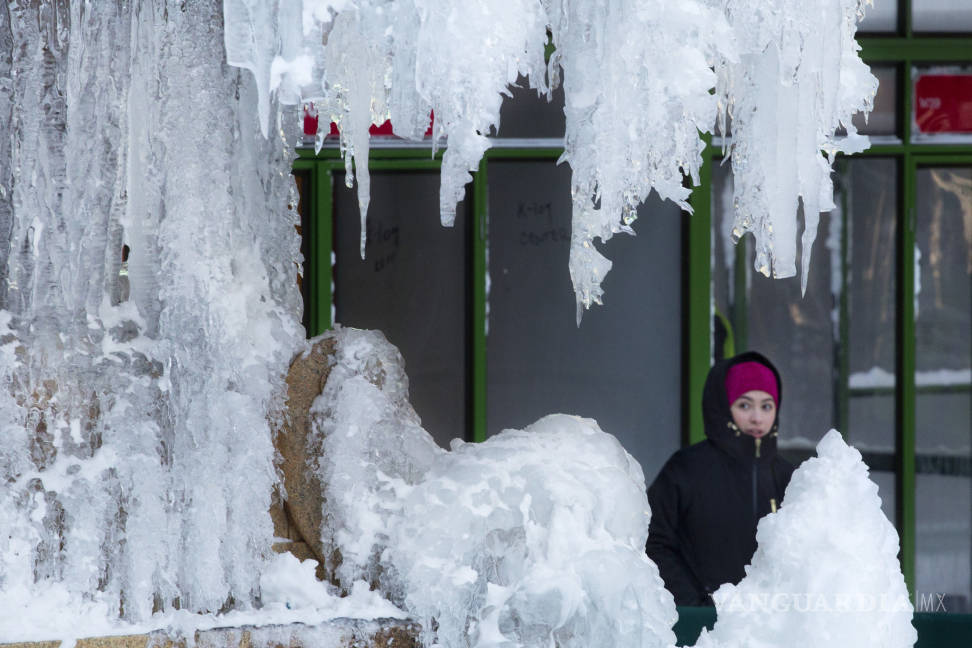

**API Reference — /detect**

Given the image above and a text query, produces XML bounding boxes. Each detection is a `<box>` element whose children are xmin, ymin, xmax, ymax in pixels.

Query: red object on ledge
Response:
<box><xmin>327</xmin><ymin>112</ymin><xmax>434</xmax><ymax>137</ymax></box>
<box><xmin>302</xmin><ymin>103</ymin><xmax>434</xmax><ymax>139</ymax></box>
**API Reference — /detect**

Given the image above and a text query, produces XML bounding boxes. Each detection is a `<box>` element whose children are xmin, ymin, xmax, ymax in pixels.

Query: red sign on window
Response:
<box><xmin>914</xmin><ymin>73</ymin><xmax>972</xmax><ymax>134</ymax></box>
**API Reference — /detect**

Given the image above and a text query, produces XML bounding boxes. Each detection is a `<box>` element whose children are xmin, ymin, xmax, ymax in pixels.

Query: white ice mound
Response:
<box><xmin>389</xmin><ymin>414</ymin><xmax>675</xmax><ymax>648</ymax></box>
<box><xmin>696</xmin><ymin>429</ymin><xmax>916</xmax><ymax>648</ymax></box>
<box><xmin>313</xmin><ymin>329</ymin><xmax>675</xmax><ymax>648</ymax></box>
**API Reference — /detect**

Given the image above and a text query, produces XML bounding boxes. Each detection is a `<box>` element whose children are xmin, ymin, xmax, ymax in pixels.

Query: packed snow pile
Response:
<box><xmin>0</xmin><ymin>0</ymin><xmax>302</xmax><ymax>628</ymax></box>
<box><xmin>696</xmin><ymin>430</ymin><xmax>917</xmax><ymax>648</ymax></box>
<box><xmin>225</xmin><ymin>0</ymin><xmax>878</xmax><ymax>317</ymax></box>
<box><xmin>313</xmin><ymin>328</ymin><xmax>676</xmax><ymax>648</ymax></box>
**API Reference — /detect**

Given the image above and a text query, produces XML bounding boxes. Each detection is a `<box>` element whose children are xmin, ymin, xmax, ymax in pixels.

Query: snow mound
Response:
<box><xmin>313</xmin><ymin>328</ymin><xmax>675</xmax><ymax>648</ymax></box>
<box><xmin>390</xmin><ymin>415</ymin><xmax>675</xmax><ymax>648</ymax></box>
<box><xmin>697</xmin><ymin>429</ymin><xmax>917</xmax><ymax>648</ymax></box>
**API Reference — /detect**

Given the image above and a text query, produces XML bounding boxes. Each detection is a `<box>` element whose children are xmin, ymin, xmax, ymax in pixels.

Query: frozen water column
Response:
<box><xmin>0</xmin><ymin>0</ymin><xmax>302</xmax><ymax>622</ymax></box>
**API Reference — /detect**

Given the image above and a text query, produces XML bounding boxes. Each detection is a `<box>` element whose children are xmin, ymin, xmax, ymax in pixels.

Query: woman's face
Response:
<box><xmin>730</xmin><ymin>389</ymin><xmax>777</xmax><ymax>438</ymax></box>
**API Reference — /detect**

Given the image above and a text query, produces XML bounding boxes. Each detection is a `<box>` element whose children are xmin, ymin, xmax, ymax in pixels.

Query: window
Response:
<box><xmin>294</xmin><ymin>83</ymin><xmax>684</xmax><ymax>485</ymax></box>
<box><xmin>295</xmin><ymin>0</ymin><xmax>972</xmax><ymax>609</ymax></box>
<box><xmin>708</xmin><ymin>2</ymin><xmax>972</xmax><ymax>608</ymax></box>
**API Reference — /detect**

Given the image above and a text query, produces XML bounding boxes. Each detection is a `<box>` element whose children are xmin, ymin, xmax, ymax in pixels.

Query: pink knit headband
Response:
<box><xmin>726</xmin><ymin>361</ymin><xmax>778</xmax><ymax>406</ymax></box>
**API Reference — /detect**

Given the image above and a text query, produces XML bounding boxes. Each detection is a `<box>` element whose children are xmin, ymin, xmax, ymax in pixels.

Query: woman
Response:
<box><xmin>646</xmin><ymin>351</ymin><xmax>795</xmax><ymax>606</ymax></box>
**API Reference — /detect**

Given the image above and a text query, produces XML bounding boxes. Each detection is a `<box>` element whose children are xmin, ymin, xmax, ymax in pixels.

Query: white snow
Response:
<box><xmin>0</xmin><ymin>553</ymin><xmax>404</xmax><ymax>645</ymax></box>
<box><xmin>224</xmin><ymin>0</ymin><xmax>877</xmax><ymax>316</ymax></box>
<box><xmin>696</xmin><ymin>430</ymin><xmax>917</xmax><ymax>648</ymax></box>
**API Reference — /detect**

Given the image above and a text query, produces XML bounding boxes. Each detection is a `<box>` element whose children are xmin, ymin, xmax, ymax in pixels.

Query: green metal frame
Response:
<box><xmin>686</xmin><ymin>139</ymin><xmax>713</xmax><ymax>446</ymax></box>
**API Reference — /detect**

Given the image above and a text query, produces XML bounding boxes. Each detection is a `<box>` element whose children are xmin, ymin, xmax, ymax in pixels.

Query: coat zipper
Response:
<box><xmin>752</xmin><ymin>437</ymin><xmax>761</xmax><ymax>517</ymax></box>
<box><xmin>751</xmin><ymin>463</ymin><xmax>758</xmax><ymax>519</ymax></box>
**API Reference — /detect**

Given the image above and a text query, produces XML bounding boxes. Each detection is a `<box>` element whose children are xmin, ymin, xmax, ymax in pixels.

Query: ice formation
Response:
<box><xmin>696</xmin><ymin>430</ymin><xmax>916</xmax><ymax>648</ymax></box>
<box><xmin>225</xmin><ymin>0</ymin><xmax>877</xmax><ymax>317</ymax></box>
<box><xmin>0</xmin><ymin>0</ymin><xmax>302</xmax><ymax>626</ymax></box>
<box><xmin>315</xmin><ymin>332</ymin><xmax>918</xmax><ymax>648</ymax></box>
<box><xmin>715</xmin><ymin>0</ymin><xmax>877</xmax><ymax>292</ymax></box>
<box><xmin>313</xmin><ymin>327</ymin><xmax>676</xmax><ymax>648</ymax></box>
<box><xmin>0</xmin><ymin>552</ymin><xmax>406</xmax><ymax>643</ymax></box>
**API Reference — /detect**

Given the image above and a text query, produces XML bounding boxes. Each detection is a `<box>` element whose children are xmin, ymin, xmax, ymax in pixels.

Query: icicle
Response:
<box><xmin>227</xmin><ymin>0</ymin><xmax>875</xmax><ymax>312</ymax></box>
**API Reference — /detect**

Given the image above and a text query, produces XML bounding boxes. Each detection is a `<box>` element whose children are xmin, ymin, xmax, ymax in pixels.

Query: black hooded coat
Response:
<box><xmin>645</xmin><ymin>352</ymin><xmax>795</xmax><ymax>606</ymax></box>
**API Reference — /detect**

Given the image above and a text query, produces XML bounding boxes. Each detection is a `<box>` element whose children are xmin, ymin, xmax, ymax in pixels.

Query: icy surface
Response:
<box><xmin>313</xmin><ymin>327</ymin><xmax>676</xmax><ymax>648</ymax></box>
<box><xmin>1</xmin><ymin>0</ymin><xmax>302</xmax><ymax>626</ymax></box>
<box><xmin>696</xmin><ymin>430</ymin><xmax>916</xmax><ymax>648</ymax></box>
<box><xmin>0</xmin><ymin>553</ymin><xmax>404</xmax><ymax>644</ymax></box>
<box><xmin>225</xmin><ymin>0</ymin><xmax>877</xmax><ymax>316</ymax></box>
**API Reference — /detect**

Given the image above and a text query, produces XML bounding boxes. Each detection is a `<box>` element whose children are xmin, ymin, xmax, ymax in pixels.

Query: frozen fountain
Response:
<box><xmin>1</xmin><ymin>1</ymin><xmax>914</xmax><ymax>648</ymax></box>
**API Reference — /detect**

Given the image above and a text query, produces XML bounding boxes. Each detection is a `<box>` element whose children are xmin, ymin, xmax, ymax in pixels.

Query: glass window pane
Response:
<box><xmin>915</xmin><ymin>167</ymin><xmax>972</xmax><ymax>375</ymax></box>
<box><xmin>846</xmin><ymin>159</ymin><xmax>898</xmax><ymax>450</ymax></box>
<box><xmin>711</xmin><ymin>159</ymin><xmax>736</xmax><ymax>359</ymax></box>
<box><xmin>915</xmin><ymin>165</ymin><xmax>972</xmax><ymax>613</ymax></box>
<box><xmin>913</xmin><ymin>0</ymin><xmax>972</xmax><ymax>32</ymax></box>
<box><xmin>916</xmin><ymin>474</ymin><xmax>972</xmax><ymax>614</ymax></box>
<box><xmin>486</xmin><ymin>161</ymin><xmax>681</xmax><ymax>484</ymax></box>
<box><xmin>850</xmin><ymin>394</ymin><xmax>896</xmax><ymax>454</ymax></box>
<box><xmin>917</xmin><ymin>391</ymin><xmax>971</xmax><ymax>455</ymax></box>
<box><xmin>853</xmin><ymin>65</ymin><xmax>898</xmax><ymax>136</ymax></box>
<box><xmin>871</xmin><ymin>469</ymin><xmax>898</xmax><ymax>529</ymax></box>
<box><xmin>746</xmin><ymin>213</ymin><xmax>838</xmax><ymax>449</ymax></box>
<box><xmin>495</xmin><ymin>76</ymin><xmax>566</xmax><ymax>139</ymax></box>
<box><xmin>860</xmin><ymin>0</ymin><xmax>898</xmax><ymax>33</ymax></box>
<box><xmin>333</xmin><ymin>171</ymin><xmax>468</xmax><ymax>448</ymax></box>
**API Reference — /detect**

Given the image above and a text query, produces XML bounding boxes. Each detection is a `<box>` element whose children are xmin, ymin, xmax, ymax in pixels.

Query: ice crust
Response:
<box><xmin>313</xmin><ymin>327</ymin><xmax>677</xmax><ymax>648</ymax></box>
<box><xmin>1</xmin><ymin>0</ymin><xmax>302</xmax><ymax>626</ymax></box>
<box><xmin>697</xmin><ymin>430</ymin><xmax>917</xmax><ymax>648</ymax></box>
<box><xmin>224</xmin><ymin>0</ymin><xmax>877</xmax><ymax>317</ymax></box>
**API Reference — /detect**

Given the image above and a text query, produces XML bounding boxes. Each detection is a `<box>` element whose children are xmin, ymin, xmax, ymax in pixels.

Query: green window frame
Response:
<box><xmin>693</xmin><ymin>2</ymin><xmax>972</xmax><ymax>597</ymax></box>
